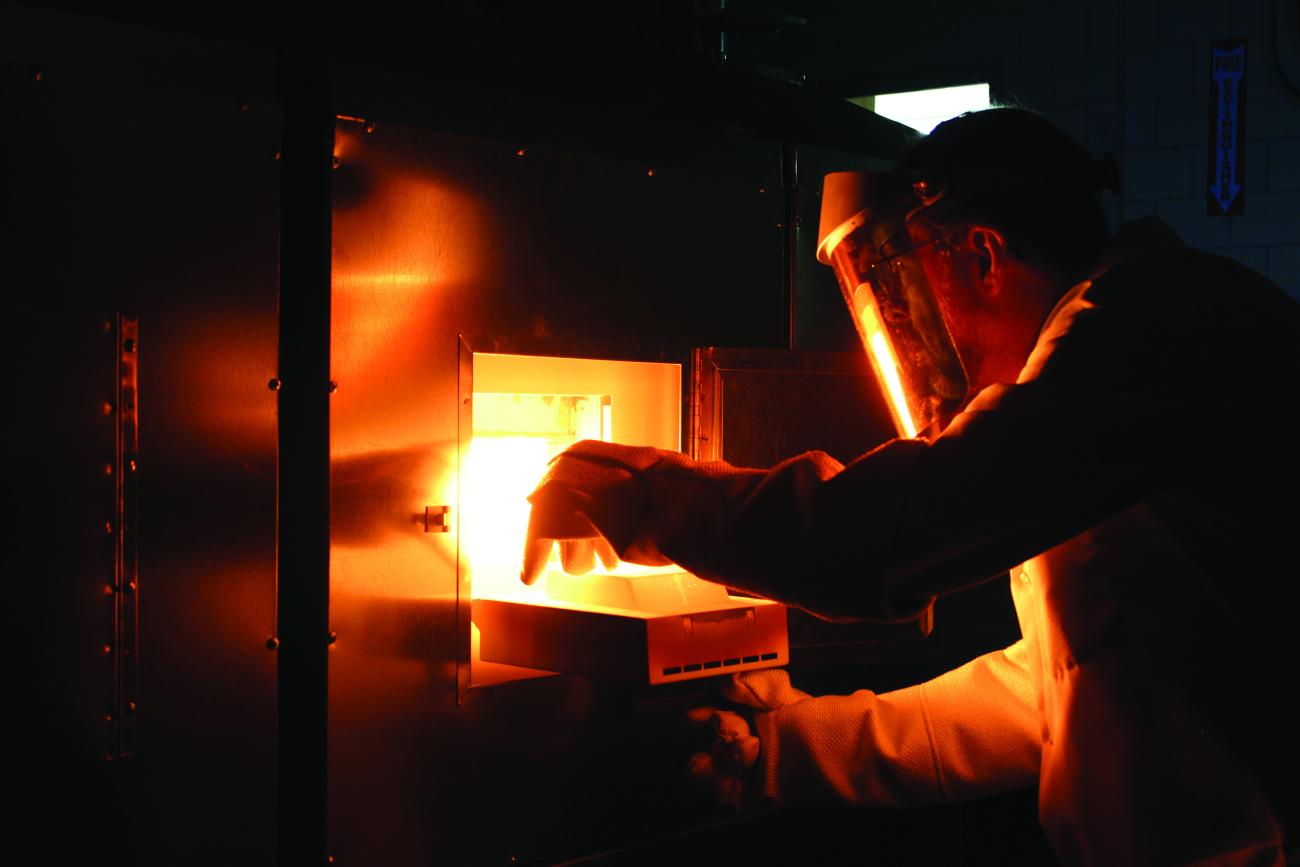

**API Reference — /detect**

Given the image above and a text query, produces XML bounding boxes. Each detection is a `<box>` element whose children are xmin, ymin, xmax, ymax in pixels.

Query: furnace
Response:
<box><xmin>461</xmin><ymin>348</ymin><xmax>789</xmax><ymax>687</ymax></box>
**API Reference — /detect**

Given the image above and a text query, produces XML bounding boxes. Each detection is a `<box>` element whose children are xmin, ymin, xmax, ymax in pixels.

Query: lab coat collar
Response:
<box><xmin>1038</xmin><ymin>216</ymin><xmax>1185</xmax><ymax>338</ymax></box>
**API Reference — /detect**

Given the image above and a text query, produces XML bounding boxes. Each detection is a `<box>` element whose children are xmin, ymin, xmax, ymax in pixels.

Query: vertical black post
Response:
<box><xmin>276</xmin><ymin>43</ymin><xmax>332</xmax><ymax>867</ymax></box>
<box><xmin>781</xmin><ymin>141</ymin><xmax>799</xmax><ymax>350</ymax></box>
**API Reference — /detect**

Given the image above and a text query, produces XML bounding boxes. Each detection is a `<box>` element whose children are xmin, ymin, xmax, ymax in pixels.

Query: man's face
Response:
<box><xmin>909</xmin><ymin>224</ymin><xmax>987</xmax><ymax>392</ymax></box>
<box><xmin>909</xmin><ymin>221</ymin><xmax>1052</xmax><ymax>397</ymax></box>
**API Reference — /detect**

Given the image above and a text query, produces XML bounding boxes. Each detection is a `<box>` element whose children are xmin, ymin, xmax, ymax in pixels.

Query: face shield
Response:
<box><xmin>816</xmin><ymin>171</ymin><xmax>969</xmax><ymax>439</ymax></box>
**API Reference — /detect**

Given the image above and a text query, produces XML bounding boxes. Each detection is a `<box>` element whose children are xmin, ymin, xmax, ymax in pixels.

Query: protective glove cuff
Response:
<box><xmin>719</xmin><ymin>668</ymin><xmax>812</xmax><ymax>712</ymax></box>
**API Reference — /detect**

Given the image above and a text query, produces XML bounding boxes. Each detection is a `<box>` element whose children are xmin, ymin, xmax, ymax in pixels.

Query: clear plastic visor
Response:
<box><xmin>824</xmin><ymin>224</ymin><xmax>969</xmax><ymax>439</ymax></box>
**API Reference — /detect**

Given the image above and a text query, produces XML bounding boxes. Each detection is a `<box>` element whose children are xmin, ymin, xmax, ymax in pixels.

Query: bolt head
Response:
<box><xmin>268</xmin><ymin>378</ymin><xmax>282</xmax><ymax>392</ymax></box>
<box><xmin>266</xmin><ymin>637</ymin><xmax>280</xmax><ymax>650</ymax></box>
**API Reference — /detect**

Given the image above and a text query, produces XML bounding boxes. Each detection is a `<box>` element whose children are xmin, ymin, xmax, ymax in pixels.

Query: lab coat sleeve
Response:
<box><xmin>611</xmin><ymin>258</ymin><xmax>1257</xmax><ymax>621</ymax></box>
<box><xmin>727</xmin><ymin>640</ymin><xmax>1041</xmax><ymax>805</ymax></box>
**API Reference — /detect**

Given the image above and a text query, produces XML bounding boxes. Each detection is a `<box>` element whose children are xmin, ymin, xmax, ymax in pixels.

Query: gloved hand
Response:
<box><xmin>521</xmin><ymin>440</ymin><xmax>675</xmax><ymax>584</ymax></box>
<box><xmin>684</xmin><ymin>706</ymin><xmax>762</xmax><ymax>812</ymax></box>
<box><xmin>684</xmin><ymin>668</ymin><xmax>812</xmax><ymax>811</ymax></box>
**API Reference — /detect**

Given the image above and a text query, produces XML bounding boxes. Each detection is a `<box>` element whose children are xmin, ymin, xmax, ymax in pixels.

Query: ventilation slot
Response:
<box><xmin>661</xmin><ymin>650</ymin><xmax>781</xmax><ymax>677</ymax></box>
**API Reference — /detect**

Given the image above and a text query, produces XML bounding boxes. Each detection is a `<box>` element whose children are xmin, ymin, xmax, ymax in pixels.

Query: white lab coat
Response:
<box><xmin>721</xmin><ymin>221</ymin><xmax>1297</xmax><ymax>866</ymax></box>
<box><xmin>534</xmin><ymin>218</ymin><xmax>1299</xmax><ymax>864</ymax></box>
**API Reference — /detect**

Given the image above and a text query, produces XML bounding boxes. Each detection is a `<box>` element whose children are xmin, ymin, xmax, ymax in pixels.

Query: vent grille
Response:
<box><xmin>661</xmin><ymin>651</ymin><xmax>780</xmax><ymax>677</ymax></box>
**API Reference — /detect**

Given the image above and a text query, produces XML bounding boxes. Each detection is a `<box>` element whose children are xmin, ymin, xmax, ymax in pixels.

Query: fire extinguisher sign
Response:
<box><xmin>1207</xmin><ymin>38</ymin><xmax>1247</xmax><ymax>216</ymax></box>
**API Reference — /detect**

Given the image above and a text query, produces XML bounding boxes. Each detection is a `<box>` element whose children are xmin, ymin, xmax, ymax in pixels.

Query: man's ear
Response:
<box><xmin>966</xmin><ymin>226</ymin><xmax>1009</xmax><ymax>297</ymax></box>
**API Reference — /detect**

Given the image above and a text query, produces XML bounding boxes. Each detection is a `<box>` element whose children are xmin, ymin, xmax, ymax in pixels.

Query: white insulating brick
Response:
<box><xmin>1156</xmin><ymin>0</ymin><xmax>1231</xmax><ymax>43</ymax></box>
<box><xmin>1268</xmin><ymin>139</ymin><xmax>1300</xmax><ymax>191</ymax></box>
<box><xmin>1119</xmin><ymin>199</ymin><xmax>1160</xmax><ymax>223</ymax></box>
<box><xmin>1089</xmin><ymin>3</ymin><xmax>1122</xmax><ymax>51</ymax></box>
<box><xmin>1087</xmin><ymin>105</ymin><xmax>1123</xmax><ymax>154</ymax></box>
<box><xmin>1100</xmin><ymin>194</ymin><xmax>1122</xmax><ymax>233</ymax></box>
<box><xmin>1246</xmin><ymin>140</ymin><xmax>1267</xmax><ymax>195</ymax></box>
<box><xmin>1230</xmin><ymin>0</ymin><xmax>1269</xmax><ymax>37</ymax></box>
<box><xmin>1230</xmin><ymin>192</ymin><xmax>1300</xmax><ymax>246</ymax></box>
<box><xmin>1268</xmin><ymin>245</ymin><xmax>1300</xmax><ymax>299</ymax></box>
<box><xmin>1125</xmin><ymin>0</ymin><xmax>1160</xmax><ymax>49</ymax></box>
<box><xmin>1157</xmin><ymin>92</ymin><xmax>1204</xmax><ymax>146</ymax></box>
<box><xmin>1124</xmin><ymin>99</ymin><xmax>1158</xmax><ymax>148</ymax></box>
<box><xmin>1053</xmin><ymin>53</ymin><xmax>1121</xmax><ymax>106</ymax></box>
<box><xmin>947</xmin><ymin>16</ymin><xmax>1021</xmax><ymax>62</ymax></box>
<box><xmin>1019</xmin><ymin>8</ymin><xmax>1090</xmax><ymax>58</ymax></box>
<box><xmin>1123</xmin><ymin>147</ymin><xmax>1195</xmax><ymax>199</ymax></box>
<box><xmin>1004</xmin><ymin>58</ymin><xmax>1057</xmax><ymax>109</ymax></box>
<box><xmin>1155</xmin><ymin>197</ymin><xmax>1231</xmax><ymax>248</ymax></box>
<box><xmin>1249</xmin><ymin>87</ymin><xmax>1300</xmax><ymax>139</ymax></box>
<box><xmin>1126</xmin><ymin>42</ymin><xmax>1199</xmax><ymax>100</ymax></box>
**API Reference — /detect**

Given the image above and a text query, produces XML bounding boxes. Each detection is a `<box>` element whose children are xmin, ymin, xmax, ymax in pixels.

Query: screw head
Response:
<box><xmin>646</xmin><ymin>168</ymin><xmax>656</xmax><ymax>177</ymax></box>
<box><xmin>102</xmin><ymin>401</ymin><xmax>114</xmax><ymax>415</ymax></box>
<box><xmin>268</xmin><ymin>378</ymin><xmax>282</xmax><ymax>392</ymax></box>
<box><xmin>515</xmin><ymin>147</ymin><xmax>527</xmax><ymax>157</ymax></box>
<box><xmin>327</xmin><ymin>631</ymin><xmax>338</xmax><ymax>645</ymax></box>
<box><xmin>364</xmin><ymin>121</ymin><xmax>376</xmax><ymax>133</ymax></box>
<box><xmin>328</xmin><ymin>381</ymin><xmax>338</xmax><ymax>394</ymax></box>
<box><xmin>123</xmin><ymin>338</ymin><xmax>136</xmax><ymax>353</ymax></box>
<box><xmin>104</xmin><ymin>463</ymin><xmax>114</xmax><ymax>476</ymax></box>
<box><xmin>331</xmin><ymin>156</ymin><xmax>342</xmax><ymax>170</ymax></box>
<box><xmin>266</xmin><ymin>637</ymin><xmax>280</xmax><ymax>651</ymax></box>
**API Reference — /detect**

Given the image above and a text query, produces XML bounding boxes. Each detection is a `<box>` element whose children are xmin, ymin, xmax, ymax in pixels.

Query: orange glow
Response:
<box><xmin>859</xmin><ymin>296</ymin><xmax>919</xmax><ymax>438</ymax></box>
<box><xmin>466</xmin><ymin>354</ymin><xmax>682</xmax><ymax>602</ymax></box>
<box><xmin>466</xmin><ymin>356</ymin><xmax>791</xmax><ymax>687</ymax></box>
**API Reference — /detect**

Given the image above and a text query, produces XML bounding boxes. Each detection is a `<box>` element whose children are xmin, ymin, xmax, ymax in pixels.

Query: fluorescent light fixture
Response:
<box><xmin>858</xmin><ymin>83</ymin><xmax>991</xmax><ymax>134</ymax></box>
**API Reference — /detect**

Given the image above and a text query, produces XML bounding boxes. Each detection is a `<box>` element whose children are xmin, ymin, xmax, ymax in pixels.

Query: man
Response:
<box><xmin>521</xmin><ymin>109</ymin><xmax>1299</xmax><ymax>866</ymax></box>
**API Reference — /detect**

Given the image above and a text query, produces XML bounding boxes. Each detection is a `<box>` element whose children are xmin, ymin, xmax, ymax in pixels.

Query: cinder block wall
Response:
<box><xmin>811</xmin><ymin>0</ymin><xmax>1300</xmax><ymax>297</ymax></box>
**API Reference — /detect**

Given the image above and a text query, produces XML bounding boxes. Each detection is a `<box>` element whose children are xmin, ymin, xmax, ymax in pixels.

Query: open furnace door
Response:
<box><xmin>691</xmin><ymin>346</ymin><xmax>934</xmax><ymax>658</ymax></box>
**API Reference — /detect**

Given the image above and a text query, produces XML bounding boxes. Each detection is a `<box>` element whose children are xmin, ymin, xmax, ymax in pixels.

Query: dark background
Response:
<box><xmin>3</xmin><ymin>2</ymin><xmax>1296</xmax><ymax>865</ymax></box>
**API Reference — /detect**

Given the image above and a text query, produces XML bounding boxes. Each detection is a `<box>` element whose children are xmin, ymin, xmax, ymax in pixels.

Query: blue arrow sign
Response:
<box><xmin>1208</xmin><ymin>40</ymin><xmax>1247</xmax><ymax>216</ymax></box>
